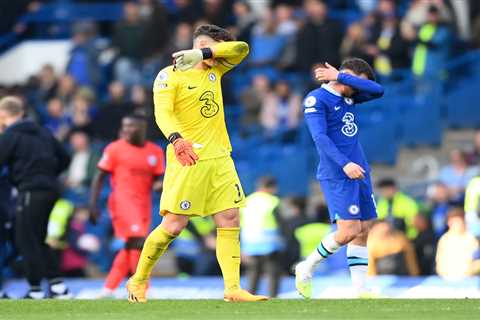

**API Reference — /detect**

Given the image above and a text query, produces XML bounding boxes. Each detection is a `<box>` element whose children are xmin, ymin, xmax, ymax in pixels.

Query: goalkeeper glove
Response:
<box><xmin>172</xmin><ymin>48</ymin><xmax>213</xmax><ymax>71</ymax></box>
<box><xmin>172</xmin><ymin>138</ymin><xmax>199</xmax><ymax>166</ymax></box>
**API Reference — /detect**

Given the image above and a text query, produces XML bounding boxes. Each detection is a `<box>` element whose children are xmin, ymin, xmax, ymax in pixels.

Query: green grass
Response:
<box><xmin>0</xmin><ymin>299</ymin><xmax>479</xmax><ymax>320</ymax></box>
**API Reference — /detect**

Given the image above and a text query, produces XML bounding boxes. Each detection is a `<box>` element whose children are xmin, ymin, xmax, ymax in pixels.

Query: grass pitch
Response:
<box><xmin>0</xmin><ymin>299</ymin><xmax>478</xmax><ymax>320</ymax></box>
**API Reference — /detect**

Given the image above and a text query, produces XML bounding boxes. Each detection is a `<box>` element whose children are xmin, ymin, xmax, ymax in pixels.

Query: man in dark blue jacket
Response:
<box><xmin>0</xmin><ymin>96</ymin><xmax>71</xmax><ymax>299</ymax></box>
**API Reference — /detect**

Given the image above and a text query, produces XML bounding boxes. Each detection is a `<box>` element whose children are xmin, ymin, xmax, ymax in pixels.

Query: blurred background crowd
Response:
<box><xmin>2</xmin><ymin>0</ymin><xmax>480</xmax><ymax>297</ymax></box>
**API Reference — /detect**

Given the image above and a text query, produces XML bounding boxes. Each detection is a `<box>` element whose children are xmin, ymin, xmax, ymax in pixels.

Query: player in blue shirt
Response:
<box><xmin>295</xmin><ymin>58</ymin><xmax>384</xmax><ymax>298</ymax></box>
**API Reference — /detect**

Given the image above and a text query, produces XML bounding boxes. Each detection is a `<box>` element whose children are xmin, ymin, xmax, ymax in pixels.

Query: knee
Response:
<box><xmin>336</xmin><ymin>223</ymin><xmax>362</xmax><ymax>245</ymax></box>
<box><xmin>160</xmin><ymin>216</ymin><xmax>188</xmax><ymax>236</ymax></box>
<box><xmin>214</xmin><ymin>209</ymin><xmax>240</xmax><ymax>228</ymax></box>
<box><xmin>356</xmin><ymin>221</ymin><xmax>374</xmax><ymax>243</ymax></box>
<box><xmin>161</xmin><ymin>222</ymin><xmax>185</xmax><ymax>236</ymax></box>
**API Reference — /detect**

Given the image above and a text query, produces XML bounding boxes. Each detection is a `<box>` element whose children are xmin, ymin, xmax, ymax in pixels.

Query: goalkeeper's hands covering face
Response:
<box><xmin>172</xmin><ymin>49</ymin><xmax>204</xmax><ymax>71</ymax></box>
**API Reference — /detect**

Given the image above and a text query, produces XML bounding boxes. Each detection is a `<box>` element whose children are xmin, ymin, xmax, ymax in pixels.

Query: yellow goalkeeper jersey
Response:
<box><xmin>153</xmin><ymin>41</ymin><xmax>249</xmax><ymax>161</ymax></box>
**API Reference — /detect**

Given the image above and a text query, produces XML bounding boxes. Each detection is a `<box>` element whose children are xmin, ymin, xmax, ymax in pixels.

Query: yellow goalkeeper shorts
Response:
<box><xmin>160</xmin><ymin>156</ymin><xmax>246</xmax><ymax>217</ymax></box>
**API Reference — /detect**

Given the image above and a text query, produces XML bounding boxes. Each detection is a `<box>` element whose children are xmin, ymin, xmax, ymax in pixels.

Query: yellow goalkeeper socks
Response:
<box><xmin>132</xmin><ymin>225</ymin><xmax>176</xmax><ymax>281</ymax></box>
<box><xmin>216</xmin><ymin>227</ymin><xmax>241</xmax><ymax>294</ymax></box>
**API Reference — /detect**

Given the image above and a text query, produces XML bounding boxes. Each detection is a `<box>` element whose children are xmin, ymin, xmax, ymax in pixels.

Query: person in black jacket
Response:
<box><xmin>0</xmin><ymin>96</ymin><xmax>71</xmax><ymax>299</ymax></box>
<box><xmin>297</xmin><ymin>0</ymin><xmax>343</xmax><ymax>72</ymax></box>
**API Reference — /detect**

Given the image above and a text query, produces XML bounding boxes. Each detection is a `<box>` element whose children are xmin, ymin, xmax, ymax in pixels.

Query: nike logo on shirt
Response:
<box><xmin>334</xmin><ymin>106</ymin><xmax>341</xmax><ymax>111</ymax></box>
<box><xmin>188</xmin><ymin>86</ymin><xmax>197</xmax><ymax>89</ymax></box>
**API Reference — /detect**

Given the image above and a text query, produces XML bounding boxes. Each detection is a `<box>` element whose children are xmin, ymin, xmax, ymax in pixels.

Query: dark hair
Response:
<box><xmin>428</xmin><ymin>4</ymin><xmax>440</xmax><ymax>14</ymax></box>
<box><xmin>124</xmin><ymin>113</ymin><xmax>147</xmax><ymax>122</ymax></box>
<box><xmin>377</xmin><ymin>177</ymin><xmax>396</xmax><ymax>188</ymax></box>
<box><xmin>340</xmin><ymin>58</ymin><xmax>376</xmax><ymax>81</ymax></box>
<box><xmin>258</xmin><ymin>176</ymin><xmax>278</xmax><ymax>189</ymax></box>
<box><xmin>193</xmin><ymin>24</ymin><xmax>236</xmax><ymax>42</ymax></box>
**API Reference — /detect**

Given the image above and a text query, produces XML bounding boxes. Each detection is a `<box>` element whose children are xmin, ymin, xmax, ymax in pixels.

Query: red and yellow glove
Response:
<box><xmin>173</xmin><ymin>138</ymin><xmax>199</xmax><ymax>166</ymax></box>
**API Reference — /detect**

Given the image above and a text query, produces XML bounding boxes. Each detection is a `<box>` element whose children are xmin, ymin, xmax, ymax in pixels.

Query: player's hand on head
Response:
<box><xmin>343</xmin><ymin>162</ymin><xmax>365</xmax><ymax>180</ymax></box>
<box><xmin>172</xmin><ymin>49</ymin><xmax>203</xmax><ymax>71</ymax></box>
<box><xmin>173</xmin><ymin>138</ymin><xmax>199</xmax><ymax>166</ymax></box>
<box><xmin>314</xmin><ymin>62</ymin><xmax>339</xmax><ymax>82</ymax></box>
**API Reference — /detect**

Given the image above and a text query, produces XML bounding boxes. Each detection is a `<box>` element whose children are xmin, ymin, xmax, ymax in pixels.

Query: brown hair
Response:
<box><xmin>340</xmin><ymin>57</ymin><xmax>376</xmax><ymax>81</ymax></box>
<box><xmin>193</xmin><ymin>24</ymin><xmax>235</xmax><ymax>42</ymax></box>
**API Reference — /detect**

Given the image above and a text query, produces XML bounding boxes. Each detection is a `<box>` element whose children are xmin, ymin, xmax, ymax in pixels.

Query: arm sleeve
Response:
<box><xmin>153</xmin><ymin>70</ymin><xmax>179</xmax><ymax>138</ymax></box>
<box><xmin>304</xmin><ymin>98</ymin><xmax>351</xmax><ymax>168</ymax></box>
<box><xmin>420</xmin><ymin>27</ymin><xmax>450</xmax><ymax>48</ymax></box>
<box><xmin>465</xmin><ymin>179</ymin><xmax>480</xmax><ymax>213</ymax></box>
<box><xmin>53</xmin><ymin>137</ymin><xmax>71</xmax><ymax>174</ymax></box>
<box><xmin>0</xmin><ymin>133</ymin><xmax>14</xmax><ymax>168</ymax></box>
<box><xmin>97</xmin><ymin>144</ymin><xmax>116</xmax><ymax>172</ymax></box>
<box><xmin>212</xmin><ymin>41</ymin><xmax>250</xmax><ymax>74</ymax></box>
<box><xmin>337</xmin><ymin>73</ymin><xmax>384</xmax><ymax>103</ymax></box>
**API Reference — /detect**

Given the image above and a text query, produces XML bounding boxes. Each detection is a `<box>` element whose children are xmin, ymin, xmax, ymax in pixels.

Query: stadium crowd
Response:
<box><xmin>2</xmin><ymin>0</ymin><xmax>480</xmax><ymax>297</ymax></box>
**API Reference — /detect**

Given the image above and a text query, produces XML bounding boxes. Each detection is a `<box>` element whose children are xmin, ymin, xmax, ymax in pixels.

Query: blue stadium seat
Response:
<box><xmin>356</xmin><ymin>102</ymin><xmax>399</xmax><ymax>164</ymax></box>
<box><xmin>445</xmin><ymin>79</ymin><xmax>480</xmax><ymax>128</ymax></box>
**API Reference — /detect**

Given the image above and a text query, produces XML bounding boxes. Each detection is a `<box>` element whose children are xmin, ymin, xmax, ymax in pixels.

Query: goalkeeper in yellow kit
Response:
<box><xmin>126</xmin><ymin>24</ymin><xmax>268</xmax><ymax>302</ymax></box>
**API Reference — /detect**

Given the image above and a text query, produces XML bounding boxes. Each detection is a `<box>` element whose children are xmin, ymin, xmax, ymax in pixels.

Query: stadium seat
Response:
<box><xmin>445</xmin><ymin>80</ymin><xmax>480</xmax><ymax>128</ymax></box>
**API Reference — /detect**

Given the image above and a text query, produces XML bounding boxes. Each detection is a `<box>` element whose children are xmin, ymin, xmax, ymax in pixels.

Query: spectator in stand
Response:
<box><xmin>296</xmin><ymin>0</ymin><xmax>343</xmax><ymax>72</ymax></box>
<box><xmin>436</xmin><ymin>207</ymin><xmax>480</xmax><ymax>279</ymax></box>
<box><xmin>164</xmin><ymin>22</ymin><xmax>193</xmax><ymax>59</ymax></box>
<box><xmin>274</xmin><ymin>3</ymin><xmax>299</xmax><ymax>70</ymax></box>
<box><xmin>169</xmin><ymin>0</ymin><xmax>203</xmax><ymax>25</ymax></box>
<box><xmin>67</xmin><ymin>22</ymin><xmax>101</xmax><ymax>89</ymax></box>
<box><xmin>60</xmin><ymin>207</ymin><xmax>101</xmax><ymax>277</ymax></box>
<box><xmin>203</xmin><ymin>0</ymin><xmax>234</xmax><ymax>28</ymax></box>
<box><xmin>464</xmin><ymin>175</ymin><xmax>480</xmax><ymax>237</ymax></box>
<box><xmin>466</xmin><ymin>130</ymin><xmax>480</xmax><ymax>165</ymax></box>
<box><xmin>368</xmin><ymin>221</ymin><xmax>420</xmax><ymax>276</ymax></box>
<box><xmin>44</xmin><ymin>98</ymin><xmax>71</xmax><ymax>142</ymax></box>
<box><xmin>340</xmin><ymin>22</ymin><xmax>371</xmax><ymax>64</ymax></box>
<box><xmin>240</xmin><ymin>74</ymin><xmax>270</xmax><ymax>133</ymax></box>
<box><xmin>412</xmin><ymin>213</ymin><xmax>436</xmax><ymax>275</ymax></box>
<box><xmin>56</xmin><ymin>74</ymin><xmax>77</xmax><ymax>107</ymax></box>
<box><xmin>138</xmin><ymin>0</ymin><xmax>170</xmax><ymax>61</ymax></box>
<box><xmin>438</xmin><ymin>149</ymin><xmax>478</xmax><ymax>202</ymax></box>
<box><xmin>473</xmin><ymin>15</ymin><xmax>480</xmax><ymax>48</ymax></box>
<box><xmin>376</xmin><ymin>178</ymin><xmax>420</xmax><ymax>239</ymax></box>
<box><xmin>426</xmin><ymin>182</ymin><xmax>452</xmax><ymax>237</ymax></box>
<box><xmin>401</xmin><ymin>0</ymin><xmax>452</xmax><ymax>33</ymax></box>
<box><xmin>65</xmin><ymin>131</ymin><xmax>100</xmax><ymax>196</ymax></box>
<box><xmin>232</xmin><ymin>0</ymin><xmax>257</xmax><ymax>44</ymax></box>
<box><xmin>36</xmin><ymin>64</ymin><xmax>58</xmax><ymax>104</ymax></box>
<box><xmin>111</xmin><ymin>1</ymin><xmax>145</xmax><ymax>86</ymax></box>
<box><xmin>47</xmin><ymin>204</ymin><xmax>101</xmax><ymax>277</ymax></box>
<box><xmin>91</xmin><ymin>81</ymin><xmax>133</xmax><ymax>141</ymax></box>
<box><xmin>70</xmin><ymin>88</ymin><xmax>97</xmax><ymax>134</ymax></box>
<box><xmin>260</xmin><ymin>80</ymin><xmax>302</xmax><ymax>142</ymax></box>
<box><xmin>248</xmin><ymin>8</ymin><xmax>289</xmax><ymax>80</ymax></box>
<box><xmin>367</xmin><ymin>0</ymin><xmax>396</xmax><ymax>38</ymax></box>
<box><xmin>403</xmin><ymin>4</ymin><xmax>452</xmax><ymax>79</ymax></box>
<box><xmin>129</xmin><ymin>85</ymin><xmax>161</xmax><ymax>141</ymax></box>
<box><xmin>366</xmin><ymin>2</ymin><xmax>410</xmax><ymax>76</ymax></box>
<box><xmin>275</xmin><ymin>3</ymin><xmax>298</xmax><ymax>36</ymax></box>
